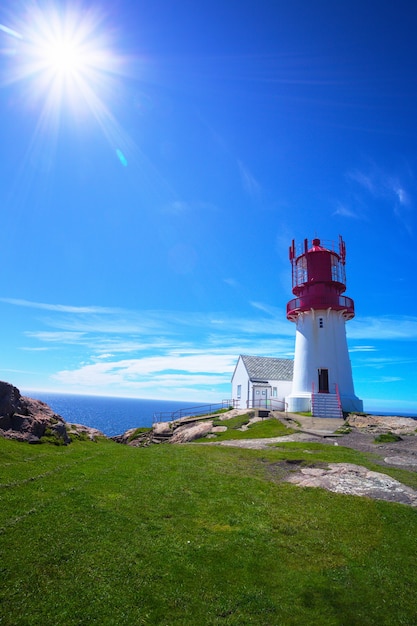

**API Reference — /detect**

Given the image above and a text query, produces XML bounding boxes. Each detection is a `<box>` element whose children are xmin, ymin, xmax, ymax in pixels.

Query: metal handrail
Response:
<box><xmin>246</xmin><ymin>398</ymin><xmax>286</xmax><ymax>412</ymax></box>
<box><xmin>153</xmin><ymin>399</ymin><xmax>236</xmax><ymax>423</ymax></box>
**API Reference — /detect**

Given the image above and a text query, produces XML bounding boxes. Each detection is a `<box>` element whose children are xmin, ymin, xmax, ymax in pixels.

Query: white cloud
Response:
<box><xmin>394</xmin><ymin>185</ymin><xmax>409</xmax><ymax>206</ymax></box>
<box><xmin>348</xmin><ymin>316</ymin><xmax>417</xmax><ymax>340</ymax></box>
<box><xmin>4</xmin><ymin>295</ymin><xmax>417</xmax><ymax>401</ymax></box>
<box><xmin>52</xmin><ymin>353</ymin><xmax>236</xmax><ymax>400</ymax></box>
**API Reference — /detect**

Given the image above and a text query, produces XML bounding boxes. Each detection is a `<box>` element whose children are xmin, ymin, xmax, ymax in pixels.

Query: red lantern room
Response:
<box><xmin>287</xmin><ymin>236</ymin><xmax>355</xmax><ymax>321</ymax></box>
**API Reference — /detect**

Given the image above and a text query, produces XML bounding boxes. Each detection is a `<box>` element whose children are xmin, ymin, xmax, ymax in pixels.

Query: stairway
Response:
<box><xmin>312</xmin><ymin>393</ymin><xmax>343</xmax><ymax>419</ymax></box>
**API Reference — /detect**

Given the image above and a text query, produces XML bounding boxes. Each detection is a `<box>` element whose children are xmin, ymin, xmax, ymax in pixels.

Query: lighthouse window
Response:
<box><xmin>319</xmin><ymin>317</ymin><xmax>324</xmax><ymax>328</ymax></box>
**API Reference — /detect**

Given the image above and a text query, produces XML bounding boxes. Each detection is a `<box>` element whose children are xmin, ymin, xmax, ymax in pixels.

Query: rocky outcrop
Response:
<box><xmin>170</xmin><ymin>420</ymin><xmax>213</xmax><ymax>444</ymax></box>
<box><xmin>348</xmin><ymin>414</ymin><xmax>417</xmax><ymax>435</ymax></box>
<box><xmin>66</xmin><ymin>423</ymin><xmax>105</xmax><ymax>442</ymax></box>
<box><xmin>0</xmin><ymin>381</ymin><xmax>103</xmax><ymax>444</ymax></box>
<box><xmin>285</xmin><ymin>462</ymin><xmax>417</xmax><ymax>507</ymax></box>
<box><xmin>115</xmin><ymin>419</ymin><xmax>216</xmax><ymax>446</ymax></box>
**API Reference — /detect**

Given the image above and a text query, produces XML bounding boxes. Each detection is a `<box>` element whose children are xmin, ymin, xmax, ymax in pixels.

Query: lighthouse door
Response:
<box><xmin>318</xmin><ymin>369</ymin><xmax>329</xmax><ymax>393</ymax></box>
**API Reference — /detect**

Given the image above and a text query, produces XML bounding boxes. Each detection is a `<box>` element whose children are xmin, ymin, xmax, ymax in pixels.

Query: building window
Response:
<box><xmin>272</xmin><ymin>387</ymin><xmax>277</xmax><ymax>397</ymax></box>
<box><xmin>237</xmin><ymin>385</ymin><xmax>241</xmax><ymax>398</ymax></box>
<box><xmin>319</xmin><ymin>317</ymin><xmax>324</xmax><ymax>328</ymax></box>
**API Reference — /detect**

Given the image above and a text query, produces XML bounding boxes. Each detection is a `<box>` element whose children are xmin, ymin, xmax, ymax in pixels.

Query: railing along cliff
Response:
<box><xmin>153</xmin><ymin>399</ymin><xmax>236</xmax><ymax>423</ymax></box>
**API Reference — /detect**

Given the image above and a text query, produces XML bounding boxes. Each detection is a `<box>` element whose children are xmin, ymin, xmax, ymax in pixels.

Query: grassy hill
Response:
<box><xmin>1</xmin><ymin>436</ymin><xmax>417</xmax><ymax>625</ymax></box>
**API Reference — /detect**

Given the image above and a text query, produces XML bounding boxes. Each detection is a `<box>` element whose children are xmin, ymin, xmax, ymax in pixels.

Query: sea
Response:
<box><xmin>23</xmin><ymin>391</ymin><xmax>207</xmax><ymax>437</ymax></box>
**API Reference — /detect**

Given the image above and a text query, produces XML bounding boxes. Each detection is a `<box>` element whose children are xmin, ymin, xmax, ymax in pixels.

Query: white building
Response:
<box><xmin>231</xmin><ymin>355</ymin><xmax>293</xmax><ymax>410</ymax></box>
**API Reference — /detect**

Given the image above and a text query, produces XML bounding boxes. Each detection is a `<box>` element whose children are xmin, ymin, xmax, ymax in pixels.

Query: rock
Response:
<box><xmin>384</xmin><ymin>456</ymin><xmax>417</xmax><ymax>467</ymax></box>
<box><xmin>0</xmin><ymin>381</ymin><xmax>20</xmax><ymax>419</ymax></box>
<box><xmin>66</xmin><ymin>423</ymin><xmax>105</xmax><ymax>441</ymax></box>
<box><xmin>153</xmin><ymin>421</ymin><xmax>173</xmax><ymax>436</ymax></box>
<box><xmin>170</xmin><ymin>420</ymin><xmax>213</xmax><ymax>443</ymax></box>
<box><xmin>0</xmin><ymin>380</ymin><xmax>71</xmax><ymax>444</ymax></box>
<box><xmin>349</xmin><ymin>414</ymin><xmax>417</xmax><ymax>435</ymax></box>
<box><xmin>286</xmin><ymin>462</ymin><xmax>417</xmax><ymax>507</ymax></box>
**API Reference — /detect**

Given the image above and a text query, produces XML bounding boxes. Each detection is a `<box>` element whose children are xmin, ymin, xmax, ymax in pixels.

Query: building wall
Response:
<box><xmin>231</xmin><ymin>357</ymin><xmax>250</xmax><ymax>408</ymax></box>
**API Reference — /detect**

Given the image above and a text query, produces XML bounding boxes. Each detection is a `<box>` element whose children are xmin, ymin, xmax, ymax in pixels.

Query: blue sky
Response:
<box><xmin>0</xmin><ymin>0</ymin><xmax>416</xmax><ymax>413</ymax></box>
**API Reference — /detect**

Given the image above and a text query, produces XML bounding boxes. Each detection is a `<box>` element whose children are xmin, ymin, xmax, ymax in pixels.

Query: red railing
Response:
<box><xmin>334</xmin><ymin>383</ymin><xmax>342</xmax><ymax>414</ymax></box>
<box><xmin>287</xmin><ymin>295</ymin><xmax>355</xmax><ymax>319</ymax></box>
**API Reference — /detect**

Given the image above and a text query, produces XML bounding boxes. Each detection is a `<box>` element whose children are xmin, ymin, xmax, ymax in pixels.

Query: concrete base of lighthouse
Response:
<box><xmin>286</xmin><ymin>393</ymin><xmax>312</xmax><ymax>414</ymax></box>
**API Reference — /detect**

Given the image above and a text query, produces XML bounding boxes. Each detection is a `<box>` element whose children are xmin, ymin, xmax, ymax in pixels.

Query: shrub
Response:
<box><xmin>40</xmin><ymin>427</ymin><xmax>68</xmax><ymax>446</ymax></box>
<box><xmin>127</xmin><ymin>427</ymin><xmax>151</xmax><ymax>442</ymax></box>
<box><xmin>374</xmin><ymin>432</ymin><xmax>403</xmax><ymax>444</ymax></box>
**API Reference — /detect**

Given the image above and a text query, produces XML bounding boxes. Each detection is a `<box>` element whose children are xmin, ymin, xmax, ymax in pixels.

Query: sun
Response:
<box><xmin>1</xmin><ymin>4</ymin><xmax>124</xmax><ymax>115</ymax></box>
<box><xmin>40</xmin><ymin>39</ymin><xmax>85</xmax><ymax>76</ymax></box>
<box><xmin>0</xmin><ymin>4</ymin><xmax>134</xmax><ymax>170</ymax></box>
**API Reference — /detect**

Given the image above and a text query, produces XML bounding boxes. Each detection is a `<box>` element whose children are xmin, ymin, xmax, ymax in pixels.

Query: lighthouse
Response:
<box><xmin>285</xmin><ymin>236</ymin><xmax>363</xmax><ymax>417</ymax></box>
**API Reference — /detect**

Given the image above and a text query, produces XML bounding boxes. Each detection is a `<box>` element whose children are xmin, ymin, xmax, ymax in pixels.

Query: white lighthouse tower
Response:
<box><xmin>286</xmin><ymin>236</ymin><xmax>363</xmax><ymax>417</ymax></box>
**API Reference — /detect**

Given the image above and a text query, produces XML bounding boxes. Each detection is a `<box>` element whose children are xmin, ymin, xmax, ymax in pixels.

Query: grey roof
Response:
<box><xmin>241</xmin><ymin>355</ymin><xmax>293</xmax><ymax>382</ymax></box>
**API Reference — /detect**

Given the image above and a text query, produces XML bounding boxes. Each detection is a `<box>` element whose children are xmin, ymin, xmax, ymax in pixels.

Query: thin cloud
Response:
<box><xmin>250</xmin><ymin>301</ymin><xmax>282</xmax><ymax>316</ymax></box>
<box><xmin>347</xmin><ymin>169</ymin><xmax>375</xmax><ymax>193</ymax></box>
<box><xmin>18</xmin><ymin>346</ymin><xmax>51</xmax><ymax>352</ymax></box>
<box><xmin>163</xmin><ymin>200</ymin><xmax>218</xmax><ymax>215</ymax></box>
<box><xmin>223</xmin><ymin>278</ymin><xmax>239</xmax><ymax>288</ymax></box>
<box><xmin>238</xmin><ymin>160</ymin><xmax>262</xmax><ymax>199</ymax></box>
<box><xmin>332</xmin><ymin>203</ymin><xmax>362</xmax><ymax>219</ymax></box>
<box><xmin>25</xmin><ymin>331</ymin><xmax>86</xmax><ymax>343</ymax></box>
<box><xmin>0</xmin><ymin>297</ymin><xmax>117</xmax><ymax>314</ymax></box>
<box><xmin>348</xmin><ymin>345</ymin><xmax>377</xmax><ymax>353</ymax></box>
<box><xmin>348</xmin><ymin>315</ymin><xmax>417</xmax><ymax>340</ymax></box>
<box><xmin>346</xmin><ymin>164</ymin><xmax>414</xmax><ymax>232</ymax></box>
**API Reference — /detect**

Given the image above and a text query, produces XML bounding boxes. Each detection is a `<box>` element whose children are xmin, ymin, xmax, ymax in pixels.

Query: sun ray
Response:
<box><xmin>0</xmin><ymin>4</ymin><xmax>127</xmax><ymax>125</ymax></box>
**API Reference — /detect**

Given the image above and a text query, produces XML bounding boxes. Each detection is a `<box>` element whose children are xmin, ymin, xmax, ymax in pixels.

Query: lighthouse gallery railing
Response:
<box><xmin>286</xmin><ymin>294</ymin><xmax>354</xmax><ymax>316</ymax></box>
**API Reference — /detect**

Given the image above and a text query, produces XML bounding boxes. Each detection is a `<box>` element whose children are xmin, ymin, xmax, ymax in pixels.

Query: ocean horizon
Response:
<box><xmin>22</xmin><ymin>390</ymin><xmax>417</xmax><ymax>438</ymax></box>
<box><xmin>24</xmin><ymin>391</ymin><xmax>208</xmax><ymax>437</ymax></box>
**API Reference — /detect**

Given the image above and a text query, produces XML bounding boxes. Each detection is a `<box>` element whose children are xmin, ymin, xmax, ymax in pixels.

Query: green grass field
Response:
<box><xmin>1</xmin><ymin>436</ymin><xmax>417</xmax><ymax>625</ymax></box>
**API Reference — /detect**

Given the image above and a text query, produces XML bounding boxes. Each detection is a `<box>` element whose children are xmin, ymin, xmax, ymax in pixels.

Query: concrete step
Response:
<box><xmin>312</xmin><ymin>393</ymin><xmax>343</xmax><ymax>419</ymax></box>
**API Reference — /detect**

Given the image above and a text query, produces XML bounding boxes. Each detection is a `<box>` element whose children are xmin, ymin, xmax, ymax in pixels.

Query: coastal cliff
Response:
<box><xmin>0</xmin><ymin>381</ymin><xmax>104</xmax><ymax>444</ymax></box>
